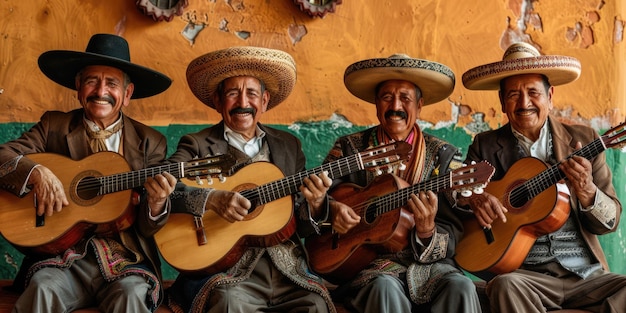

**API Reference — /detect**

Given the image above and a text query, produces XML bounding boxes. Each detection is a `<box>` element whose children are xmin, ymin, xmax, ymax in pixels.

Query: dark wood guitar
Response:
<box><xmin>0</xmin><ymin>152</ymin><xmax>235</xmax><ymax>256</ymax></box>
<box><xmin>154</xmin><ymin>142</ymin><xmax>412</xmax><ymax>275</ymax></box>
<box><xmin>455</xmin><ymin>122</ymin><xmax>626</xmax><ymax>280</ymax></box>
<box><xmin>305</xmin><ymin>161</ymin><xmax>495</xmax><ymax>284</ymax></box>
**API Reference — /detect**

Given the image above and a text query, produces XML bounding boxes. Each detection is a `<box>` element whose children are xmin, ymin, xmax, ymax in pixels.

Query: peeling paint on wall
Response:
<box><xmin>288</xmin><ymin>23</ymin><xmax>307</xmax><ymax>45</ymax></box>
<box><xmin>614</xmin><ymin>17</ymin><xmax>624</xmax><ymax>44</ymax></box>
<box><xmin>181</xmin><ymin>22</ymin><xmax>206</xmax><ymax>45</ymax></box>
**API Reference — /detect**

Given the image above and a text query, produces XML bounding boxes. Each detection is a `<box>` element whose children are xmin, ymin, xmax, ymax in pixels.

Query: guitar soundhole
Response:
<box><xmin>70</xmin><ymin>173</ymin><xmax>103</xmax><ymax>206</ymax></box>
<box><xmin>509</xmin><ymin>185</ymin><xmax>531</xmax><ymax>209</ymax></box>
<box><xmin>364</xmin><ymin>203</ymin><xmax>378</xmax><ymax>224</ymax></box>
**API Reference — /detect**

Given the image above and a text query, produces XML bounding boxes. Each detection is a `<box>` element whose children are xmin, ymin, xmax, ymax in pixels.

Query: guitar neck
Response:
<box><xmin>240</xmin><ymin>153</ymin><xmax>366</xmax><ymax>205</ymax></box>
<box><xmin>521</xmin><ymin>136</ymin><xmax>605</xmax><ymax>200</ymax></box>
<box><xmin>367</xmin><ymin>174</ymin><xmax>452</xmax><ymax>217</ymax></box>
<box><xmin>98</xmin><ymin>163</ymin><xmax>185</xmax><ymax>195</ymax></box>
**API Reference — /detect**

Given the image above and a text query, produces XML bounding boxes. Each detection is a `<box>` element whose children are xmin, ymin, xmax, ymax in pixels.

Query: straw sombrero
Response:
<box><xmin>186</xmin><ymin>46</ymin><xmax>296</xmax><ymax>110</ymax></box>
<box><xmin>343</xmin><ymin>54</ymin><xmax>455</xmax><ymax>105</ymax></box>
<box><xmin>462</xmin><ymin>42</ymin><xmax>581</xmax><ymax>90</ymax></box>
<box><xmin>38</xmin><ymin>34</ymin><xmax>171</xmax><ymax>99</ymax></box>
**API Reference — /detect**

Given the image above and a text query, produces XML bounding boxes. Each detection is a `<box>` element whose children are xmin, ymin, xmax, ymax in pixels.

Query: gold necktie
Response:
<box><xmin>85</xmin><ymin>121</ymin><xmax>123</xmax><ymax>153</ymax></box>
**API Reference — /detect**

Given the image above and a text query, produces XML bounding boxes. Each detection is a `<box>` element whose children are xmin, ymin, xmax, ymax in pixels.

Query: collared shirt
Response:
<box><xmin>224</xmin><ymin>124</ymin><xmax>266</xmax><ymax>158</ymax></box>
<box><xmin>511</xmin><ymin>121</ymin><xmax>551</xmax><ymax>162</ymax></box>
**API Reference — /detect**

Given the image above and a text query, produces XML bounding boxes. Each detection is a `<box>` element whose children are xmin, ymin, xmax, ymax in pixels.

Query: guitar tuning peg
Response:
<box><xmin>461</xmin><ymin>163</ymin><xmax>467</xmax><ymax>167</ymax></box>
<box><xmin>473</xmin><ymin>187</ymin><xmax>484</xmax><ymax>194</ymax></box>
<box><xmin>471</xmin><ymin>160</ymin><xmax>477</xmax><ymax>165</ymax></box>
<box><xmin>218</xmin><ymin>174</ymin><xmax>227</xmax><ymax>183</ymax></box>
<box><xmin>460</xmin><ymin>190</ymin><xmax>473</xmax><ymax>198</ymax></box>
<box><xmin>206</xmin><ymin>177</ymin><xmax>214</xmax><ymax>185</ymax></box>
<box><xmin>386</xmin><ymin>166</ymin><xmax>393</xmax><ymax>173</ymax></box>
<box><xmin>376</xmin><ymin>168</ymin><xmax>383</xmax><ymax>176</ymax></box>
<box><xmin>195</xmin><ymin>176</ymin><xmax>204</xmax><ymax>185</ymax></box>
<box><xmin>399</xmin><ymin>162</ymin><xmax>406</xmax><ymax>171</ymax></box>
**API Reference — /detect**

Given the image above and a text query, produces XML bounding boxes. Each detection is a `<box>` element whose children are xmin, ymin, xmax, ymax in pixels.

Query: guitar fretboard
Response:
<box><xmin>75</xmin><ymin>163</ymin><xmax>185</xmax><ymax>196</ymax></box>
<box><xmin>512</xmin><ymin>136</ymin><xmax>606</xmax><ymax>204</ymax></box>
<box><xmin>240</xmin><ymin>153</ymin><xmax>367</xmax><ymax>205</ymax></box>
<box><xmin>364</xmin><ymin>174</ymin><xmax>452</xmax><ymax>220</ymax></box>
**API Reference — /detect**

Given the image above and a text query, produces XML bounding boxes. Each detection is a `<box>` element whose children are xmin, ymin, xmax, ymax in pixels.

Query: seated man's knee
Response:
<box><xmin>368</xmin><ymin>275</ymin><xmax>404</xmax><ymax>296</ymax></box>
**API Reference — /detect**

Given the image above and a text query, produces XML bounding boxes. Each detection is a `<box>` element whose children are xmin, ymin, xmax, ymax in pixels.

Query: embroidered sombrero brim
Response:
<box><xmin>38</xmin><ymin>34</ymin><xmax>171</xmax><ymax>99</ymax></box>
<box><xmin>186</xmin><ymin>46</ymin><xmax>296</xmax><ymax>110</ymax></box>
<box><xmin>344</xmin><ymin>55</ymin><xmax>455</xmax><ymax>105</ymax></box>
<box><xmin>462</xmin><ymin>43</ymin><xmax>581</xmax><ymax>90</ymax></box>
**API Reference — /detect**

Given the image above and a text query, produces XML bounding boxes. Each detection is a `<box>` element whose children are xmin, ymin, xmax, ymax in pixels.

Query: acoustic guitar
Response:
<box><xmin>0</xmin><ymin>152</ymin><xmax>235</xmax><ymax>256</ymax></box>
<box><xmin>305</xmin><ymin>161</ymin><xmax>495</xmax><ymax>284</ymax></box>
<box><xmin>154</xmin><ymin>142</ymin><xmax>412</xmax><ymax>275</ymax></box>
<box><xmin>455</xmin><ymin>122</ymin><xmax>626</xmax><ymax>280</ymax></box>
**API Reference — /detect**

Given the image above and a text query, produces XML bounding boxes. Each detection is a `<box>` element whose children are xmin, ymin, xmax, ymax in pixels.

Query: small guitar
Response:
<box><xmin>305</xmin><ymin>161</ymin><xmax>495</xmax><ymax>284</ymax></box>
<box><xmin>0</xmin><ymin>152</ymin><xmax>235</xmax><ymax>256</ymax></box>
<box><xmin>154</xmin><ymin>142</ymin><xmax>412</xmax><ymax>275</ymax></box>
<box><xmin>455</xmin><ymin>122</ymin><xmax>626</xmax><ymax>280</ymax></box>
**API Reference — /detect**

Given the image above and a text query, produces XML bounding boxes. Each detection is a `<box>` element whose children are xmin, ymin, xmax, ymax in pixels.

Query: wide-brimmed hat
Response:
<box><xmin>38</xmin><ymin>34</ymin><xmax>171</xmax><ymax>99</ymax></box>
<box><xmin>186</xmin><ymin>46</ymin><xmax>296</xmax><ymax>110</ymax></box>
<box><xmin>462</xmin><ymin>42</ymin><xmax>581</xmax><ymax>90</ymax></box>
<box><xmin>343</xmin><ymin>54</ymin><xmax>455</xmax><ymax>105</ymax></box>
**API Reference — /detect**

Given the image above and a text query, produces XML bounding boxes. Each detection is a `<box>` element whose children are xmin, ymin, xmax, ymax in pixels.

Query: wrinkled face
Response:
<box><xmin>499</xmin><ymin>73</ymin><xmax>553</xmax><ymax>141</ymax></box>
<box><xmin>213</xmin><ymin>76</ymin><xmax>269</xmax><ymax>140</ymax></box>
<box><xmin>375</xmin><ymin>80</ymin><xmax>423</xmax><ymax>141</ymax></box>
<box><xmin>76</xmin><ymin>65</ymin><xmax>133</xmax><ymax>129</ymax></box>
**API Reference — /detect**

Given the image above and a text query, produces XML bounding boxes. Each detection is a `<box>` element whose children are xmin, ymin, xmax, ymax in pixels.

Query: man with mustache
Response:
<box><xmin>0</xmin><ymin>34</ymin><xmax>177</xmax><ymax>312</ymax></box>
<box><xmin>459</xmin><ymin>42</ymin><xmax>626</xmax><ymax>312</ymax></box>
<box><xmin>310</xmin><ymin>54</ymin><xmax>482</xmax><ymax>312</ymax></box>
<box><xmin>164</xmin><ymin>46</ymin><xmax>336</xmax><ymax>313</ymax></box>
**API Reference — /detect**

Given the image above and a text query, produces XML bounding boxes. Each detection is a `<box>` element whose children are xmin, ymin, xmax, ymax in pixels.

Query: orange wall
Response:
<box><xmin>0</xmin><ymin>0</ymin><xmax>624</xmax><ymax>128</ymax></box>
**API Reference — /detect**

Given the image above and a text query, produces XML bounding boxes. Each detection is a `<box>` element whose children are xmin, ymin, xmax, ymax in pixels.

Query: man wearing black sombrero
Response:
<box><xmin>310</xmin><ymin>54</ymin><xmax>482</xmax><ymax>312</ymax></box>
<box><xmin>0</xmin><ymin>33</ymin><xmax>177</xmax><ymax>312</ymax></box>
<box><xmin>459</xmin><ymin>42</ymin><xmax>626</xmax><ymax>312</ymax></box>
<box><xmin>164</xmin><ymin>46</ymin><xmax>335</xmax><ymax>313</ymax></box>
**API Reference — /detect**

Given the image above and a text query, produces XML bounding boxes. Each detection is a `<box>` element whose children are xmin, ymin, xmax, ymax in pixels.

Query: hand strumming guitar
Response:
<box><xmin>205</xmin><ymin>189</ymin><xmax>252</xmax><ymax>223</ymax></box>
<box><xmin>329</xmin><ymin>200</ymin><xmax>361</xmax><ymax>235</ymax></box>
<box><xmin>458</xmin><ymin>192</ymin><xmax>508</xmax><ymax>229</ymax></box>
<box><xmin>28</xmin><ymin>165</ymin><xmax>69</xmax><ymax>217</ymax></box>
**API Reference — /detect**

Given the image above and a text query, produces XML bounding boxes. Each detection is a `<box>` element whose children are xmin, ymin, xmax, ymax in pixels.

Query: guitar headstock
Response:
<box><xmin>602</xmin><ymin>121</ymin><xmax>626</xmax><ymax>149</ymax></box>
<box><xmin>360</xmin><ymin>141</ymin><xmax>412</xmax><ymax>174</ymax></box>
<box><xmin>451</xmin><ymin>161</ymin><xmax>496</xmax><ymax>197</ymax></box>
<box><xmin>183</xmin><ymin>154</ymin><xmax>237</xmax><ymax>179</ymax></box>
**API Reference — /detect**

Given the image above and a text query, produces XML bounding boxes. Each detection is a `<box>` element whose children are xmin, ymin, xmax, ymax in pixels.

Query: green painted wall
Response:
<box><xmin>1</xmin><ymin>121</ymin><xmax>624</xmax><ymax>280</ymax></box>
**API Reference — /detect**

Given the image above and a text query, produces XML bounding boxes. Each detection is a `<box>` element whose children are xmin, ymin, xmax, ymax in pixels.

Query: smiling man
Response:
<box><xmin>0</xmin><ymin>33</ymin><xmax>176</xmax><ymax>313</ymax></box>
<box><xmin>460</xmin><ymin>42</ymin><xmax>626</xmax><ymax>312</ymax></box>
<box><xmin>308</xmin><ymin>54</ymin><xmax>482</xmax><ymax>313</ymax></box>
<box><xmin>164</xmin><ymin>46</ymin><xmax>336</xmax><ymax>313</ymax></box>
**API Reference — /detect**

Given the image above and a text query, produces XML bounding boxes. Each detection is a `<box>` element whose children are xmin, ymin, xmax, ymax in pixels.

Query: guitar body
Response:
<box><xmin>155</xmin><ymin>162</ymin><xmax>296</xmax><ymax>275</ymax></box>
<box><xmin>455</xmin><ymin>157</ymin><xmax>571</xmax><ymax>279</ymax></box>
<box><xmin>306</xmin><ymin>174</ymin><xmax>414</xmax><ymax>284</ymax></box>
<box><xmin>0</xmin><ymin>152</ymin><xmax>136</xmax><ymax>256</ymax></box>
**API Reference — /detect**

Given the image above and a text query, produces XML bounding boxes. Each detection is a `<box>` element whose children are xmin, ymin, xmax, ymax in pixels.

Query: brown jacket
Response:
<box><xmin>0</xmin><ymin>108</ymin><xmax>169</xmax><ymax>291</ymax></box>
<box><xmin>464</xmin><ymin>116</ymin><xmax>622</xmax><ymax>271</ymax></box>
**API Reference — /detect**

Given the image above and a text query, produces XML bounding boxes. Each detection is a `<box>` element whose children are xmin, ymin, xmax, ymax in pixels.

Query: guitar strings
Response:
<box><xmin>504</xmin><ymin>137</ymin><xmax>603</xmax><ymax>207</ymax></box>
<box><xmin>236</xmin><ymin>144</ymin><xmax>402</xmax><ymax>205</ymax></box>
<box><xmin>74</xmin><ymin>163</ymin><xmax>185</xmax><ymax>195</ymax></box>
<box><xmin>237</xmin><ymin>152</ymin><xmax>372</xmax><ymax>204</ymax></box>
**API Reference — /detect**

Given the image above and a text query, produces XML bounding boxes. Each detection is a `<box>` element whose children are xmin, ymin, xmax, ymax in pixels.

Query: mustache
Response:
<box><xmin>384</xmin><ymin>110</ymin><xmax>408</xmax><ymax>119</ymax></box>
<box><xmin>514</xmin><ymin>108</ymin><xmax>538</xmax><ymax>114</ymax></box>
<box><xmin>229</xmin><ymin>107</ymin><xmax>256</xmax><ymax>116</ymax></box>
<box><xmin>86</xmin><ymin>95</ymin><xmax>115</xmax><ymax>105</ymax></box>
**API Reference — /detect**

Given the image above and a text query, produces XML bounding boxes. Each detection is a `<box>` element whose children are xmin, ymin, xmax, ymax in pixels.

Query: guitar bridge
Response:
<box><xmin>483</xmin><ymin>227</ymin><xmax>495</xmax><ymax>244</ymax></box>
<box><xmin>194</xmin><ymin>216</ymin><xmax>207</xmax><ymax>246</ymax></box>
